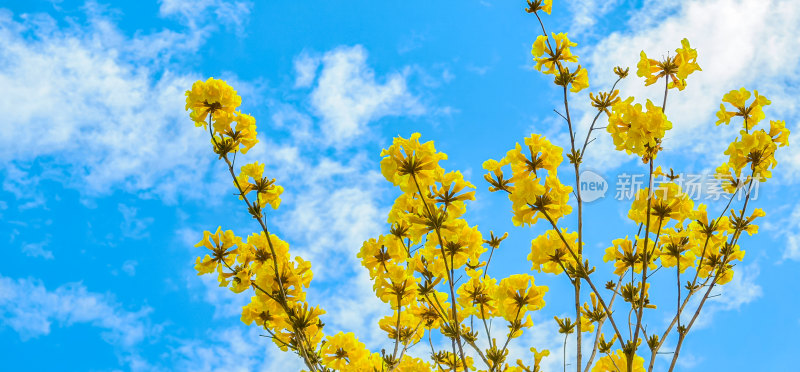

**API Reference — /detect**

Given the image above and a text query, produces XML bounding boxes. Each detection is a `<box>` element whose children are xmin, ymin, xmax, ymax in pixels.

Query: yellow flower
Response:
<box><xmin>590</xmin><ymin>89</ymin><xmax>621</xmax><ymax>115</ymax></box>
<box><xmin>378</xmin><ymin>311</ymin><xmax>424</xmax><ymax>344</ymax></box>
<box><xmin>235</xmin><ymin>162</ymin><xmax>284</xmax><ymax>210</ymax></box>
<box><xmin>592</xmin><ymin>349</ymin><xmax>645</xmax><ymax>372</ymax></box>
<box><xmin>528</xmin><ymin>228</ymin><xmax>580</xmax><ymax>275</ymax></box>
<box><xmin>194</xmin><ymin>227</ymin><xmax>241</xmax><ymax>277</ymax></box>
<box><xmin>658</xmin><ymin>227</ymin><xmax>697</xmax><ymax>273</ymax></box>
<box><xmin>374</xmin><ymin>264</ymin><xmax>418</xmax><ymax>308</ymax></box>
<box><xmin>715</xmin><ymin>87</ymin><xmax>771</xmax><ymax>130</ymax></box>
<box><xmin>532</xmin><ymin>33</ymin><xmax>579</xmax><ymax>75</ymax></box>
<box><xmin>607</xmin><ymin>97</ymin><xmax>672</xmax><ymax>160</ymax></box>
<box><xmin>393</xmin><ymin>355</ymin><xmax>434</xmax><ymax>371</ymax></box>
<box><xmin>769</xmin><ymin>120</ymin><xmax>790</xmax><ymax>147</ymax></box>
<box><xmin>320</xmin><ymin>332</ymin><xmax>370</xmax><ymax>371</ymax></box>
<box><xmin>724</xmin><ymin>129</ymin><xmax>778</xmax><ymax>179</ymax></box>
<box><xmin>457</xmin><ymin>275</ymin><xmax>498</xmax><ymax>318</ymax></box>
<box><xmin>185</xmin><ymin>77</ymin><xmax>241</xmax><ymax>128</ymax></box>
<box><xmin>508</xmin><ymin>174</ymin><xmax>572</xmax><ymax>226</ymax></box>
<box><xmin>232</xmin><ymin>112</ymin><xmax>259</xmax><ymax>154</ymax></box>
<box><xmin>603</xmin><ymin>236</ymin><xmax>656</xmax><ymax>275</ymax></box>
<box><xmin>637</xmin><ymin>38</ymin><xmax>701</xmax><ymax>90</ymax></box>
<box><xmin>483</xmin><ymin>157</ymin><xmax>514</xmax><ymax>192</ymax></box>
<box><xmin>628</xmin><ymin>183</ymin><xmax>694</xmax><ymax>228</ymax></box>
<box><xmin>506</xmin><ymin>134</ymin><xmax>563</xmax><ymax>180</ymax></box>
<box><xmin>525</xmin><ymin>0</ymin><xmax>552</xmax><ymax>15</ymax></box>
<box><xmin>380</xmin><ymin>133</ymin><xmax>447</xmax><ymax>193</ymax></box>
<box><xmin>495</xmin><ymin>274</ymin><xmax>548</xmax><ymax>322</ymax></box>
<box><xmin>358</xmin><ymin>235</ymin><xmax>406</xmax><ymax>279</ymax></box>
<box><xmin>430</xmin><ymin>170</ymin><xmax>476</xmax><ymax>219</ymax></box>
<box><xmin>569</xmin><ymin>65</ymin><xmax>589</xmax><ymax>93</ymax></box>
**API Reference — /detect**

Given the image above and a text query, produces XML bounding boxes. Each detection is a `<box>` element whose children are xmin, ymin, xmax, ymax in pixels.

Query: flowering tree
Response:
<box><xmin>187</xmin><ymin>1</ymin><xmax>790</xmax><ymax>371</ymax></box>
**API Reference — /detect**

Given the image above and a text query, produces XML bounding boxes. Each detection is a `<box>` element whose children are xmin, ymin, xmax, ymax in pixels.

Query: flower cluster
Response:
<box><xmin>715</xmin><ymin>88</ymin><xmax>788</xmax><ymax>187</ymax></box>
<box><xmin>606</xmin><ymin>97</ymin><xmax>673</xmax><ymax>161</ymax></box>
<box><xmin>483</xmin><ymin>134</ymin><xmax>572</xmax><ymax>226</ymax></box>
<box><xmin>636</xmin><ymin>38</ymin><xmax>701</xmax><ymax>90</ymax></box>
<box><xmin>529</xmin><ymin>6</ymin><xmax>589</xmax><ymax>93</ymax></box>
<box><xmin>363</xmin><ymin>132</ymin><xmax>552</xmax><ymax>370</ymax></box>
<box><xmin>185</xmin><ymin>77</ymin><xmax>258</xmax><ymax>154</ymax></box>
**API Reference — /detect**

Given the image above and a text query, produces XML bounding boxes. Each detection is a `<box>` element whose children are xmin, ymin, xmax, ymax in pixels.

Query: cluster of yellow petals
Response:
<box><xmin>367</xmin><ymin>132</ymin><xmax>555</xmax><ymax>370</ymax></box>
<box><xmin>380</xmin><ymin>132</ymin><xmax>448</xmax><ymax>194</ymax></box>
<box><xmin>628</xmin><ymin>181</ymin><xmax>694</xmax><ymax>229</ymax></box>
<box><xmin>607</xmin><ymin>97</ymin><xmax>672</xmax><ymax>160</ymax></box>
<box><xmin>603</xmin><ymin>236</ymin><xmax>657</xmax><ymax>276</ymax></box>
<box><xmin>319</xmin><ymin>332</ymin><xmax>371</xmax><ymax>371</ymax></box>
<box><xmin>483</xmin><ymin>134</ymin><xmax>572</xmax><ymax>226</ymax></box>
<box><xmin>185</xmin><ymin>77</ymin><xmax>258</xmax><ymax>154</ymax></box>
<box><xmin>715</xmin><ymin>87</ymin><xmax>771</xmax><ymax>130</ymax></box>
<box><xmin>197</xmin><ymin>227</ymin><xmax>320</xmax><ymax>351</ymax></box>
<box><xmin>713</xmin><ymin>89</ymin><xmax>789</xmax><ymax>193</ymax></box>
<box><xmin>236</xmin><ymin>162</ymin><xmax>284</xmax><ymax>209</ymax></box>
<box><xmin>495</xmin><ymin>274</ymin><xmax>547</xmax><ymax>324</ymax></box>
<box><xmin>531</xmin><ymin>32</ymin><xmax>589</xmax><ymax>92</ymax></box>
<box><xmin>456</xmin><ymin>275</ymin><xmax>499</xmax><ymax>319</ymax></box>
<box><xmin>592</xmin><ymin>350</ymin><xmax>646</xmax><ymax>372</ymax></box>
<box><xmin>528</xmin><ymin>228</ymin><xmax>580</xmax><ymax>275</ymax></box>
<box><xmin>636</xmin><ymin>38</ymin><xmax>701</xmax><ymax>90</ymax></box>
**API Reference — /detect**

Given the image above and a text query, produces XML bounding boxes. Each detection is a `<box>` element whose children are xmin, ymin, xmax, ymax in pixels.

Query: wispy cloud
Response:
<box><xmin>158</xmin><ymin>0</ymin><xmax>253</xmax><ymax>36</ymax></box>
<box><xmin>119</xmin><ymin>203</ymin><xmax>154</xmax><ymax>239</ymax></box>
<box><xmin>170</xmin><ymin>326</ymin><xmax>304</xmax><ymax>372</ymax></box>
<box><xmin>306</xmin><ymin>45</ymin><xmax>427</xmax><ymax>146</ymax></box>
<box><xmin>0</xmin><ymin>5</ymin><xmax>243</xmax><ymax>202</ymax></box>
<box><xmin>21</xmin><ymin>239</ymin><xmax>54</xmax><ymax>260</ymax></box>
<box><xmin>293</xmin><ymin>51</ymin><xmax>320</xmax><ymax>88</ymax></box>
<box><xmin>566</xmin><ymin>0</ymin><xmax>622</xmax><ymax>37</ymax></box>
<box><xmin>0</xmin><ymin>274</ymin><xmax>158</xmax><ymax>348</ymax></box>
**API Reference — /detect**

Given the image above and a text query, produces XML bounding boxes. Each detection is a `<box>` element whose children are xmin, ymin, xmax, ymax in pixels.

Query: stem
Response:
<box><xmin>630</xmin><ymin>158</ymin><xmax>654</xmax><ymax>372</ymax></box>
<box><xmin>667</xmin><ymin>177</ymin><xmax>756</xmax><ymax>371</ymax></box>
<box><xmin>631</xmin><ymin>75</ymin><xmax>669</xmax><ymax>370</ymax></box>
<box><xmin>410</xmin><ymin>173</ymin><xmax>468</xmax><ymax>371</ymax></box>
<box><xmin>540</xmin><ymin>210</ymin><xmax>626</xmax><ymax>345</ymax></box>
<box><xmin>564</xmin><ymin>333</ymin><xmax>569</xmax><ymax>372</ymax></box>
<box><xmin>583</xmin><ymin>273</ymin><xmax>626</xmax><ymax>372</ymax></box>
<box><xmin>206</xmin><ymin>117</ymin><xmax>320</xmax><ymax>371</ymax></box>
<box><xmin>392</xmin><ymin>293</ymin><xmax>403</xmax><ymax>359</ymax></box>
<box><xmin>582</xmin><ymin>76</ymin><xmax>624</xmax><ymax>155</ymax></box>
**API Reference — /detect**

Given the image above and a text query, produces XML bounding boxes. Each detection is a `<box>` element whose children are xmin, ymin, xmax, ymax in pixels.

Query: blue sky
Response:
<box><xmin>1</xmin><ymin>0</ymin><xmax>799</xmax><ymax>371</ymax></box>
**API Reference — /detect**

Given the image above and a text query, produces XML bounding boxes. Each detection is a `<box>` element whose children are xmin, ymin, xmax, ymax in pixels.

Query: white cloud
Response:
<box><xmin>0</xmin><ymin>275</ymin><xmax>157</xmax><ymax>348</ymax></box>
<box><xmin>158</xmin><ymin>0</ymin><xmax>253</xmax><ymax>35</ymax></box>
<box><xmin>122</xmin><ymin>260</ymin><xmax>138</xmax><ymax>276</ymax></box>
<box><xmin>0</xmin><ymin>6</ymin><xmax>236</xmax><ymax>202</ymax></box>
<box><xmin>580</xmin><ymin>0</ymin><xmax>800</xmax><ymax>173</ymax></box>
<box><xmin>193</xmin><ymin>274</ymin><xmax>250</xmax><ymax>320</ymax></box>
<box><xmin>776</xmin><ymin>203</ymin><xmax>800</xmax><ymax>261</ymax></box>
<box><xmin>119</xmin><ymin>203</ymin><xmax>154</xmax><ymax>239</ymax></box>
<box><xmin>21</xmin><ymin>240</ymin><xmax>54</xmax><ymax>260</ymax></box>
<box><xmin>308</xmin><ymin>45</ymin><xmax>427</xmax><ymax>146</ymax></box>
<box><xmin>171</xmin><ymin>326</ymin><xmax>303</xmax><ymax>372</ymax></box>
<box><xmin>681</xmin><ymin>261</ymin><xmax>762</xmax><ymax>330</ymax></box>
<box><xmin>293</xmin><ymin>52</ymin><xmax>319</xmax><ymax>88</ymax></box>
<box><xmin>566</xmin><ymin>0</ymin><xmax>622</xmax><ymax>37</ymax></box>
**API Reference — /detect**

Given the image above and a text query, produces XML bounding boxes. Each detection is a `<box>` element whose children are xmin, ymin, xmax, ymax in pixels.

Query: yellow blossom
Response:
<box><xmin>637</xmin><ymin>38</ymin><xmax>701</xmax><ymax>90</ymax></box>
<box><xmin>607</xmin><ymin>97</ymin><xmax>672</xmax><ymax>160</ymax></box>
<box><xmin>715</xmin><ymin>87</ymin><xmax>771</xmax><ymax>130</ymax></box>
<box><xmin>592</xmin><ymin>349</ymin><xmax>645</xmax><ymax>372</ymax></box>
<box><xmin>320</xmin><ymin>332</ymin><xmax>370</xmax><ymax>371</ymax></box>
<box><xmin>380</xmin><ymin>133</ymin><xmax>447</xmax><ymax>194</ymax></box>
<box><xmin>185</xmin><ymin>77</ymin><xmax>241</xmax><ymax>128</ymax></box>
